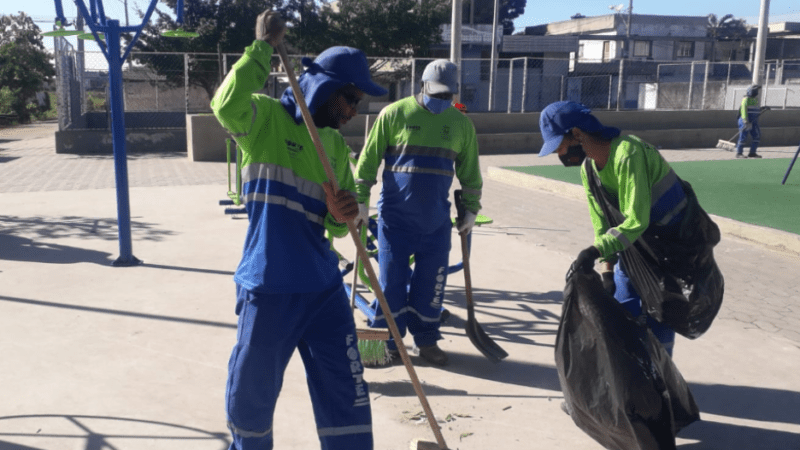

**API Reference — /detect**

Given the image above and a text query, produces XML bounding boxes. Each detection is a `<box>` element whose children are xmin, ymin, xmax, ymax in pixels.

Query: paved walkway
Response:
<box><xmin>1</xmin><ymin>122</ymin><xmax>799</xmax><ymax>450</ymax></box>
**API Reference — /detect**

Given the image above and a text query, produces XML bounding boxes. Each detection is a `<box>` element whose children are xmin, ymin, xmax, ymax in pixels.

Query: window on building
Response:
<box><xmin>676</xmin><ymin>41</ymin><xmax>695</xmax><ymax>58</ymax></box>
<box><xmin>602</xmin><ymin>41</ymin><xmax>611</xmax><ymax>62</ymax></box>
<box><xmin>632</xmin><ymin>40</ymin><xmax>651</xmax><ymax>58</ymax></box>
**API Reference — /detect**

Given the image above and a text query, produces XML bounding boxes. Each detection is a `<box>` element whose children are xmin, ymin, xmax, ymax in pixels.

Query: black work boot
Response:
<box><xmin>416</xmin><ymin>344</ymin><xmax>449</xmax><ymax>365</ymax></box>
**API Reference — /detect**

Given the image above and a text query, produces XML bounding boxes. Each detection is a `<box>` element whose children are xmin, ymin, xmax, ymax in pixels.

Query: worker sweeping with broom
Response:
<box><xmin>735</xmin><ymin>84</ymin><xmax>766</xmax><ymax>159</ymax></box>
<box><xmin>353</xmin><ymin>59</ymin><xmax>483</xmax><ymax>366</ymax></box>
<box><xmin>211</xmin><ymin>10</ymin><xmax>387</xmax><ymax>450</ymax></box>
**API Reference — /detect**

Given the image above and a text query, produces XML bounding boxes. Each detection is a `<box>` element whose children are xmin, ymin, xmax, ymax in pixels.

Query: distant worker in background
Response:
<box><xmin>735</xmin><ymin>84</ymin><xmax>767</xmax><ymax>159</ymax></box>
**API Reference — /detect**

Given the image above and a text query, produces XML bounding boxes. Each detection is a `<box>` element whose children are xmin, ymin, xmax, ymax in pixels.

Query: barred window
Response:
<box><xmin>676</xmin><ymin>41</ymin><xmax>695</xmax><ymax>58</ymax></box>
<box><xmin>632</xmin><ymin>40</ymin><xmax>651</xmax><ymax>58</ymax></box>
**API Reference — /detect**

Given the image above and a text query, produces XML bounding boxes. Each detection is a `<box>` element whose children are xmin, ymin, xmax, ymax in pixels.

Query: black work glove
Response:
<box><xmin>575</xmin><ymin>246</ymin><xmax>601</xmax><ymax>274</ymax></box>
<box><xmin>601</xmin><ymin>271</ymin><xmax>616</xmax><ymax>295</ymax></box>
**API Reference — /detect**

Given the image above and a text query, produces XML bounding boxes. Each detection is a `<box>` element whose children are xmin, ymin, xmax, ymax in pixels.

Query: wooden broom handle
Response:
<box><xmin>276</xmin><ymin>43</ymin><xmax>447</xmax><ymax>449</ymax></box>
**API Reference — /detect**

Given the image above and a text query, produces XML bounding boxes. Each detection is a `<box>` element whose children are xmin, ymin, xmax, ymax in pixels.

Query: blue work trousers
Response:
<box><xmin>369</xmin><ymin>219</ymin><xmax>451</xmax><ymax>349</ymax></box>
<box><xmin>736</xmin><ymin>118</ymin><xmax>761</xmax><ymax>155</ymax></box>
<box><xmin>226</xmin><ymin>283</ymin><xmax>373</xmax><ymax>450</ymax></box>
<box><xmin>614</xmin><ymin>261</ymin><xmax>676</xmax><ymax>357</ymax></box>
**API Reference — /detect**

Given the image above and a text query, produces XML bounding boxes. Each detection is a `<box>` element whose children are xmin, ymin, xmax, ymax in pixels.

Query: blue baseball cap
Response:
<box><xmin>281</xmin><ymin>46</ymin><xmax>389</xmax><ymax>124</ymax></box>
<box><xmin>538</xmin><ymin>101</ymin><xmax>620</xmax><ymax>157</ymax></box>
<box><xmin>301</xmin><ymin>46</ymin><xmax>388</xmax><ymax>98</ymax></box>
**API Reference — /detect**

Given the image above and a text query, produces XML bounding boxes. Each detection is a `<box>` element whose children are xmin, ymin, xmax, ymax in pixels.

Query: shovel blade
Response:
<box><xmin>466</xmin><ymin>319</ymin><xmax>508</xmax><ymax>363</ymax></box>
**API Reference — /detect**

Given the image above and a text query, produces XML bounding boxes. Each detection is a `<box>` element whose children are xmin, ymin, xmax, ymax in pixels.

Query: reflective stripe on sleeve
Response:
<box><xmin>607</xmin><ymin>228</ymin><xmax>632</xmax><ymax>249</ymax></box>
<box><xmin>461</xmin><ymin>187</ymin><xmax>482</xmax><ymax>199</ymax></box>
<box><xmin>655</xmin><ymin>197</ymin><xmax>688</xmax><ymax>226</ymax></box>
<box><xmin>356</xmin><ymin>179</ymin><xmax>378</xmax><ymax>187</ymax></box>
<box><xmin>650</xmin><ymin>169</ymin><xmax>678</xmax><ymax>206</ymax></box>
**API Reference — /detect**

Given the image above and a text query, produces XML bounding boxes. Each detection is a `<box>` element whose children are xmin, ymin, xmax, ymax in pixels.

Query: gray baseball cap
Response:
<box><xmin>421</xmin><ymin>59</ymin><xmax>459</xmax><ymax>95</ymax></box>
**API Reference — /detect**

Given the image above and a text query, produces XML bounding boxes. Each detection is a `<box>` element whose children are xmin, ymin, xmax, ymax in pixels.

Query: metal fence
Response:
<box><xmin>54</xmin><ymin>38</ymin><xmax>800</xmax><ymax>130</ymax></box>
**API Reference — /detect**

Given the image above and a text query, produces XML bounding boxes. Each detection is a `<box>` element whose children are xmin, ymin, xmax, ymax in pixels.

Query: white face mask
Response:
<box><xmin>423</xmin><ymin>95</ymin><xmax>451</xmax><ymax>114</ymax></box>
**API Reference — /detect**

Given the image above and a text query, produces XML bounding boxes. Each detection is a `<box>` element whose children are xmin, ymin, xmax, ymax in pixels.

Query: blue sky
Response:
<box><xmin>513</xmin><ymin>0</ymin><xmax>800</xmax><ymax>32</ymax></box>
<box><xmin>4</xmin><ymin>0</ymin><xmax>800</xmax><ymax>52</ymax></box>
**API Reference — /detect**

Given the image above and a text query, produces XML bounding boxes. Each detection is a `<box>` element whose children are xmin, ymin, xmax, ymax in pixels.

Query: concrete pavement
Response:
<box><xmin>1</xmin><ymin>122</ymin><xmax>799</xmax><ymax>450</ymax></box>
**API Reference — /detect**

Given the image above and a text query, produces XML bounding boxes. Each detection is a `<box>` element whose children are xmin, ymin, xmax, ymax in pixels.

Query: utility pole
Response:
<box><xmin>753</xmin><ymin>0</ymin><xmax>770</xmax><ymax>86</ymax></box>
<box><xmin>625</xmin><ymin>0</ymin><xmax>632</xmax><ymax>58</ymax></box>
<box><xmin>450</xmin><ymin>0</ymin><xmax>462</xmax><ymax>102</ymax></box>
<box><xmin>488</xmin><ymin>0</ymin><xmax>499</xmax><ymax>110</ymax></box>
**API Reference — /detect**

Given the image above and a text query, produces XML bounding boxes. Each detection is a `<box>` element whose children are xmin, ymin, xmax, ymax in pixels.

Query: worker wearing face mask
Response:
<box><xmin>538</xmin><ymin>101</ymin><xmax>688</xmax><ymax>357</ymax></box>
<box><xmin>353</xmin><ymin>59</ymin><xmax>482</xmax><ymax>366</ymax></box>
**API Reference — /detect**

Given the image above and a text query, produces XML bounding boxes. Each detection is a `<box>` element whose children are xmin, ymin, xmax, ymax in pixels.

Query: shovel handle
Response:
<box><xmin>276</xmin><ymin>43</ymin><xmax>448</xmax><ymax>450</ymax></box>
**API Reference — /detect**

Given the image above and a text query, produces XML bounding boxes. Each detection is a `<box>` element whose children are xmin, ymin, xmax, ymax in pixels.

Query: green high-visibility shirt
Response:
<box><xmin>580</xmin><ymin>135</ymin><xmax>673</xmax><ymax>260</ymax></box>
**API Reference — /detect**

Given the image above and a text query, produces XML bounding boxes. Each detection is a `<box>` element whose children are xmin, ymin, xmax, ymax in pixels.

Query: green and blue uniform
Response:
<box><xmin>737</xmin><ymin>96</ymin><xmax>761</xmax><ymax>155</ymax></box>
<box><xmin>581</xmin><ymin>135</ymin><xmax>686</xmax><ymax>355</ymax></box>
<box><xmin>212</xmin><ymin>40</ymin><xmax>372</xmax><ymax>450</ymax></box>
<box><xmin>354</xmin><ymin>95</ymin><xmax>482</xmax><ymax>348</ymax></box>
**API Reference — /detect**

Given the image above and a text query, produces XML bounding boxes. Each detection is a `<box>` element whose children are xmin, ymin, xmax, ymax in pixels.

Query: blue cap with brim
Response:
<box><xmin>538</xmin><ymin>101</ymin><xmax>621</xmax><ymax>157</ymax></box>
<box><xmin>280</xmin><ymin>46</ymin><xmax>388</xmax><ymax>124</ymax></box>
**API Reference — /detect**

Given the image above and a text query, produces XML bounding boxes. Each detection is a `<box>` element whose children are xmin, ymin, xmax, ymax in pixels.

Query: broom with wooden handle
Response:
<box><xmin>276</xmin><ymin>42</ymin><xmax>449</xmax><ymax>450</ymax></box>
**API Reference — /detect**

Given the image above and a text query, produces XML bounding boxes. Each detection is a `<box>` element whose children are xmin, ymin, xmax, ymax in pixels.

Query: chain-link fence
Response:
<box><xmin>54</xmin><ymin>36</ymin><xmax>800</xmax><ymax>131</ymax></box>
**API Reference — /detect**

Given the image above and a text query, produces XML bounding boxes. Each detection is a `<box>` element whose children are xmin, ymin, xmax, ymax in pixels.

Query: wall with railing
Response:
<box><xmin>54</xmin><ymin>37</ymin><xmax>800</xmax><ymax>132</ymax></box>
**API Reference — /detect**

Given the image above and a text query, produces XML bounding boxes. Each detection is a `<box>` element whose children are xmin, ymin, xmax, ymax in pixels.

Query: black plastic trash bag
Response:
<box><xmin>585</xmin><ymin>159</ymin><xmax>724</xmax><ymax>339</ymax></box>
<box><xmin>555</xmin><ymin>267</ymin><xmax>700</xmax><ymax>450</ymax></box>
<box><xmin>619</xmin><ymin>179</ymin><xmax>724</xmax><ymax>339</ymax></box>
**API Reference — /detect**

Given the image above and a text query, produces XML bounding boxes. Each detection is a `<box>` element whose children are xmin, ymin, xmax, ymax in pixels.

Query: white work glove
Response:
<box><xmin>354</xmin><ymin>203</ymin><xmax>370</xmax><ymax>228</ymax></box>
<box><xmin>742</xmin><ymin>122</ymin><xmax>751</xmax><ymax>132</ymax></box>
<box><xmin>456</xmin><ymin>210</ymin><xmax>477</xmax><ymax>234</ymax></box>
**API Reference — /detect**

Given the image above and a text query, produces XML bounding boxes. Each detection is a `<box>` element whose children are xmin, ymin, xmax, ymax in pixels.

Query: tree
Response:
<box><xmin>309</xmin><ymin>0</ymin><xmax>451</xmax><ymax>57</ymax></box>
<box><xmin>707</xmin><ymin>13</ymin><xmax>749</xmax><ymax>62</ymax></box>
<box><xmin>129</xmin><ymin>0</ymin><xmax>295</xmax><ymax>102</ymax></box>
<box><xmin>129</xmin><ymin>0</ymin><xmax>450</xmax><ymax>101</ymax></box>
<box><xmin>468</xmin><ymin>0</ymin><xmax>527</xmax><ymax>35</ymax></box>
<box><xmin>0</xmin><ymin>13</ymin><xmax>55</xmax><ymax>122</ymax></box>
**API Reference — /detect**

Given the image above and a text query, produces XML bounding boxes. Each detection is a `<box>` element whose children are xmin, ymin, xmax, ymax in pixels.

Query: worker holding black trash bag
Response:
<box><xmin>538</xmin><ymin>100</ymin><xmax>724</xmax><ymax>354</ymax></box>
<box><xmin>539</xmin><ymin>100</ymin><xmax>724</xmax><ymax>449</ymax></box>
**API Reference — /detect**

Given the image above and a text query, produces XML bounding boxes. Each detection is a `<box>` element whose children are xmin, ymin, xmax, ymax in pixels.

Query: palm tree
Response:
<box><xmin>707</xmin><ymin>13</ymin><xmax>748</xmax><ymax>62</ymax></box>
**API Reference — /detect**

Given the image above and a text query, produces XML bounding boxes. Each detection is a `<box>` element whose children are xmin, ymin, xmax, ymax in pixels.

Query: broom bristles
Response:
<box><xmin>358</xmin><ymin>339</ymin><xmax>392</xmax><ymax>367</ymax></box>
<box><xmin>716</xmin><ymin>139</ymin><xmax>736</xmax><ymax>151</ymax></box>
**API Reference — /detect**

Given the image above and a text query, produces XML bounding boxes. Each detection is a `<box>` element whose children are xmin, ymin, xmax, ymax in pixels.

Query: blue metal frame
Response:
<box><xmin>782</xmin><ymin>144</ymin><xmax>800</xmax><ymax>185</ymax></box>
<box><xmin>50</xmin><ymin>0</ymin><xmax>188</xmax><ymax>266</ymax></box>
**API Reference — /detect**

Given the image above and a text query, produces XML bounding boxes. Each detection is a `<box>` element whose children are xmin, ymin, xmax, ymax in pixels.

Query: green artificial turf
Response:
<box><xmin>506</xmin><ymin>158</ymin><xmax>800</xmax><ymax>235</ymax></box>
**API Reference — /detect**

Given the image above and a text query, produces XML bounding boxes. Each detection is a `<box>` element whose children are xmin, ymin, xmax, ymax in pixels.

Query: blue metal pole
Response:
<box><xmin>781</xmin><ymin>144</ymin><xmax>800</xmax><ymax>185</ymax></box>
<box><xmin>106</xmin><ymin>20</ymin><xmax>141</xmax><ymax>266</ymax></box>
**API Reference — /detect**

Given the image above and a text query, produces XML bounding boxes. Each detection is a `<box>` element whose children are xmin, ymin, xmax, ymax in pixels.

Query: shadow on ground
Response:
<box><xmin>0</xmin><ymin>294</ymin><xmax>237</xmax><ymax>330</ymax></box>
<box><xmin>0</xmin><ymin>414</ymin><xmax>229</xmax><ymax>450</ymax></box>
<box><xmin>677</xmin><ymin>382</ymin><xmax>800</xmax><ymax>448</ymax></box>
<box><xmin>442</xmin><ymin>288</ymin><xmax>563</xmax><ymax>348</ymax></box>
<box><xmin>0</xmin><ymin>215</ymin><xmax>175</xmax><ymax>242</ymax></box>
